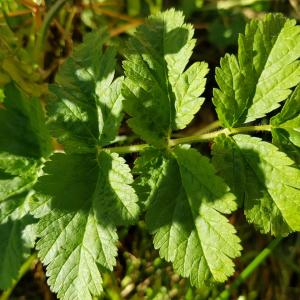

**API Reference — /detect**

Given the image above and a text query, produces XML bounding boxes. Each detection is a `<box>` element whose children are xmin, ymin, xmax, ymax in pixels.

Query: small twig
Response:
<box><xmin>81</xmin><ymin>0</ymin><xmax>121</xmax><ymax>8</ymax></box>
<box><xmin>193</xmin><ymin>22</ymin><xmax>209</xmax><ymax>29</ymax></box>
<box><xmin>110</xmin><ymin>20</ymin><xmax>144</xmax><ymax>36</ymax></box>
<box><xmin>94</xmin><ymin>7</ymin><xmax>143</xmax><ymax>22</ymax></box>
<box><xmin>0</xmin><ymin>9</ymin><xmax>33</xmax><ymax>18</ymax></box>
<box><xmin>121</xmin><ymin>283</ymin><xmax>135</xmax><ymax>298</ymax></box>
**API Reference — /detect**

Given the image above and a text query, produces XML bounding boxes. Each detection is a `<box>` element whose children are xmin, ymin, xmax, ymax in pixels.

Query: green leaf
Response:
<box><xmin>122</xmin><ymin>9</ymin><xmax>208</xmax><ymax>146</ymax></box>
<box><xmin>48</xmin><ymin>30</ymin><xmax>124</xmax><ymax>153</ymax></box>
<box><xmin>271</xmin><ymin>85</ymin><xmax>300</xmax><ymax>162</ymax></box>
<box><xmin>213</xmin><ymin>13</ymin><xmax>300</xmax><ymax>127</ymax></box>
<box><xmin>173</xmin><ymin>62</ymin><xmax>208</xmax><ymax>130</ymax></box>
<box><xmin>211</xmin><ymin>136</ymin><xmax>246</xmax><ymax>208</ymax></box>
<box><xmin>0</xmin><ymin>195</ymin><xmax>36</xmax><ymax>289</ymax></box>
<box><xmin>133</xmin><ymin>147</ymin><xmax>169</xmax><ymax>209</ymax></box>
<box><xmin>0</xmin><ymin>83</ymin><xmax>51</xmax><ymax>158</ymax></box>
<box><xmin>272</xmin><ymin>85</ymin><xmax>300</xmax><ymax>128</ymax></box>
<box><xmin>271</xmin><ymin>129</ymin><xmax>300</xmax><ymax>165</ymax></box>
<box><xmin>39</xmin><ymin>29</ymin><xmax>139</xmax><ymax>299</ymax></box>
<box><xmin>145</xmin><ymin>147</ymin><xmax>240</xmax><ymax>286</ymax></box>
<box><xmin>0</xmin><ymin>83</ymin><xmax>48</xmax><ymax>289</ymax></box>
<box><xmin>0</xmin><ymin>153</ymin><xmax>38</xmax><ymax>202</ymax></box>
<box><xmin>179</xmin><ymin>0</ymin><xmax>203</xmax><ymax>16</ymax></box>
<box><xmin>212</xmin><ymin>134</ymin><xmax>300</xmax><ymax>236</ymax></box>
<box><xmin>213</xmin><ymin>54</ymin><xmax>250</xmax><ymax>128</ymax></box>
<box><xmin>208</xmin><ymin>14</ymin><xmax>245</xmax><ymax>49</ymax></box>
<box><xmin>36</xmin><ymin>152</ymin><xmax>139</xmax><ymax>300</ymax></box>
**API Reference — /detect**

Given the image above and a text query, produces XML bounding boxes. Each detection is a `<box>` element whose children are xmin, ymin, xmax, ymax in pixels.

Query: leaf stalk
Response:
<box><xmin>104</xmin><ymin>124</ymin><xmax>272</xmax><ymax>154</ymax></box>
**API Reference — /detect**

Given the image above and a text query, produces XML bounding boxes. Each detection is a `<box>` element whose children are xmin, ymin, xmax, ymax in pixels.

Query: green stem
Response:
<box><xmin>173</xmin><ymin>120</ymin><xmax>221</xmax><ymax>138</ymax></box>
<box><xmin>34</xmin><ymin>0</ymin><xmax>68</xmax><ymax>65</ymax></box>
<box><xmin>170</xmin><ymin>124</ymin><xmax>272</xmax><ymax>146</ymax></box>
<box><xmin>104</xmin><ymin>143</ymin><xmax>149</xmax><ymax>154</ymax></box>
<box><xmin>0</xmin><ymin>253</ymin><xmax>37</xmax><ymax>300</ymax></box>
<box><xmin>226</xmin><ymin>124</ymin><xmax>272</xmax><ymax>135</ymax></box>
<box><xmin>217</xmin><ymin>237</ymin><xmax>282</xmax><ymax>300</ymax></box>
<box><xmin>195</xmin><ymin>120</ymin><xmax>221</xmax><ymax>134</ymax></box>
<box><xmin>103</xmin><ymin>124</ymin><xmax>272</xmax><ymax>154</ymax></box>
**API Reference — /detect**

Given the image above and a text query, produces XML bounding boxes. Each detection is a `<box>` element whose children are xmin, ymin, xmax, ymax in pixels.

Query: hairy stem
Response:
<box><xmin>35</xmin><ymin>0</ymin><xmax>68</xmax><ymax>65</ymax></box>
<box><xmin>104</xmin><ymin>124</ymin><xmax>272</xmax><ymax>154</ymax></box>
<box><xmin>0</xmin><ymin>253</ymin><xmax>37</xmax><ymax>300</ymax></box>
<box><xmin>216</xmin><ymin>237</ymin><xmax>282</xmax><ymax>300</ymax></box>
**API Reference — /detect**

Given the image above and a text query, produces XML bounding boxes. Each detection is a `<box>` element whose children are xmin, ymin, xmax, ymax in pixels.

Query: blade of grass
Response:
<box><xmin>216</xmin><ymin>237</ymin><xmax>283</xmax><ymax>300</ymax></box>
<box><xmin>0</xmin><ymin>253</ymin><xmax>37</xmax><ymax>300</ymax></box>
<box><xmin>34</xmin><ymin>0</ymin><xmax>68</xmax><ymax>65</ymax></box>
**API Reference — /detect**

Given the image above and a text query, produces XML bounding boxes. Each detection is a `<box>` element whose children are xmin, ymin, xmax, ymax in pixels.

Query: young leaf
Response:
<box><xmin>144</xmin><ymin>147</ymin><xmax>241</xmax><ymax>286</ymax></box>
<box><xmin>48</xmin><ymin>30</ymin><xmax>124</xmax><ymax>153</ymax></box>
<box><xmin>212</xmin><ymin>134</ymin><xmax>300</xmax><ymax>236</ymax></box>
<box><xmin>213</xmin><ymin>14</ymin><xmax>300</xmax><ymax>127</ymax></box>
<box><xmin>271</xmin><ymin>85</ymin><xmax>300</xmax><ymax>163</ymax></box>
<box><xmin>122</xmin><ymin>9</ymin><xmax>208</xmax><ymax>147</ymax></box>
<box><xmin>36</xmin><ymin>152</ymin><xmax>139</xmax><ymax>300</ymax></box>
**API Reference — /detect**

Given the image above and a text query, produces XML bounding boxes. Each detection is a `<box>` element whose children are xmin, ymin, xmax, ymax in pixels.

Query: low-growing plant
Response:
<box><xmin>0</xmin><ymin>8</ymin><xmax>299</xmax><ymax>300</ymax></box>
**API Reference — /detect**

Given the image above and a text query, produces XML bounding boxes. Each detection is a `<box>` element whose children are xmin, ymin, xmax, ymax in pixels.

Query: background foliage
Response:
<box><xmin>0</xmin><ymin>0</ymin><xmax>300</xmax><ymax>299</ymax></box>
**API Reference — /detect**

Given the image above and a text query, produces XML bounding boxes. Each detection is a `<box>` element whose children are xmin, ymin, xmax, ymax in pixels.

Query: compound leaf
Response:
<box><xmin>38</xmin><ymin>29</ymin><xmax>140</xmax><ymax>300</ymax></box>
<box><xmin>212</xmin><ymin>134</ymin><xmax>300</xmax><ymax>236</ymax></box>
<box><xmin>213</xmin><ymin>14</ymin><xmax>300</xmax><ymax>127</ymax></box>
<box><xmin>145</xmin><ymin>147</ymin><xmax>241</xmax><ymax>286</ymax></box>
<box><xmin>48</xmin><ymin>30</ymin><xmax>124</xmax><ymax>153</ymax></box>
<box><xmin>122</xmin><ymin>9</ymin><xmax>208</xmax><ymax>146</ymax></box>
<box><xmin>36</xmin><ymin>152</ymin><xmax>139</xmax><ymax>300</ymax></box>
